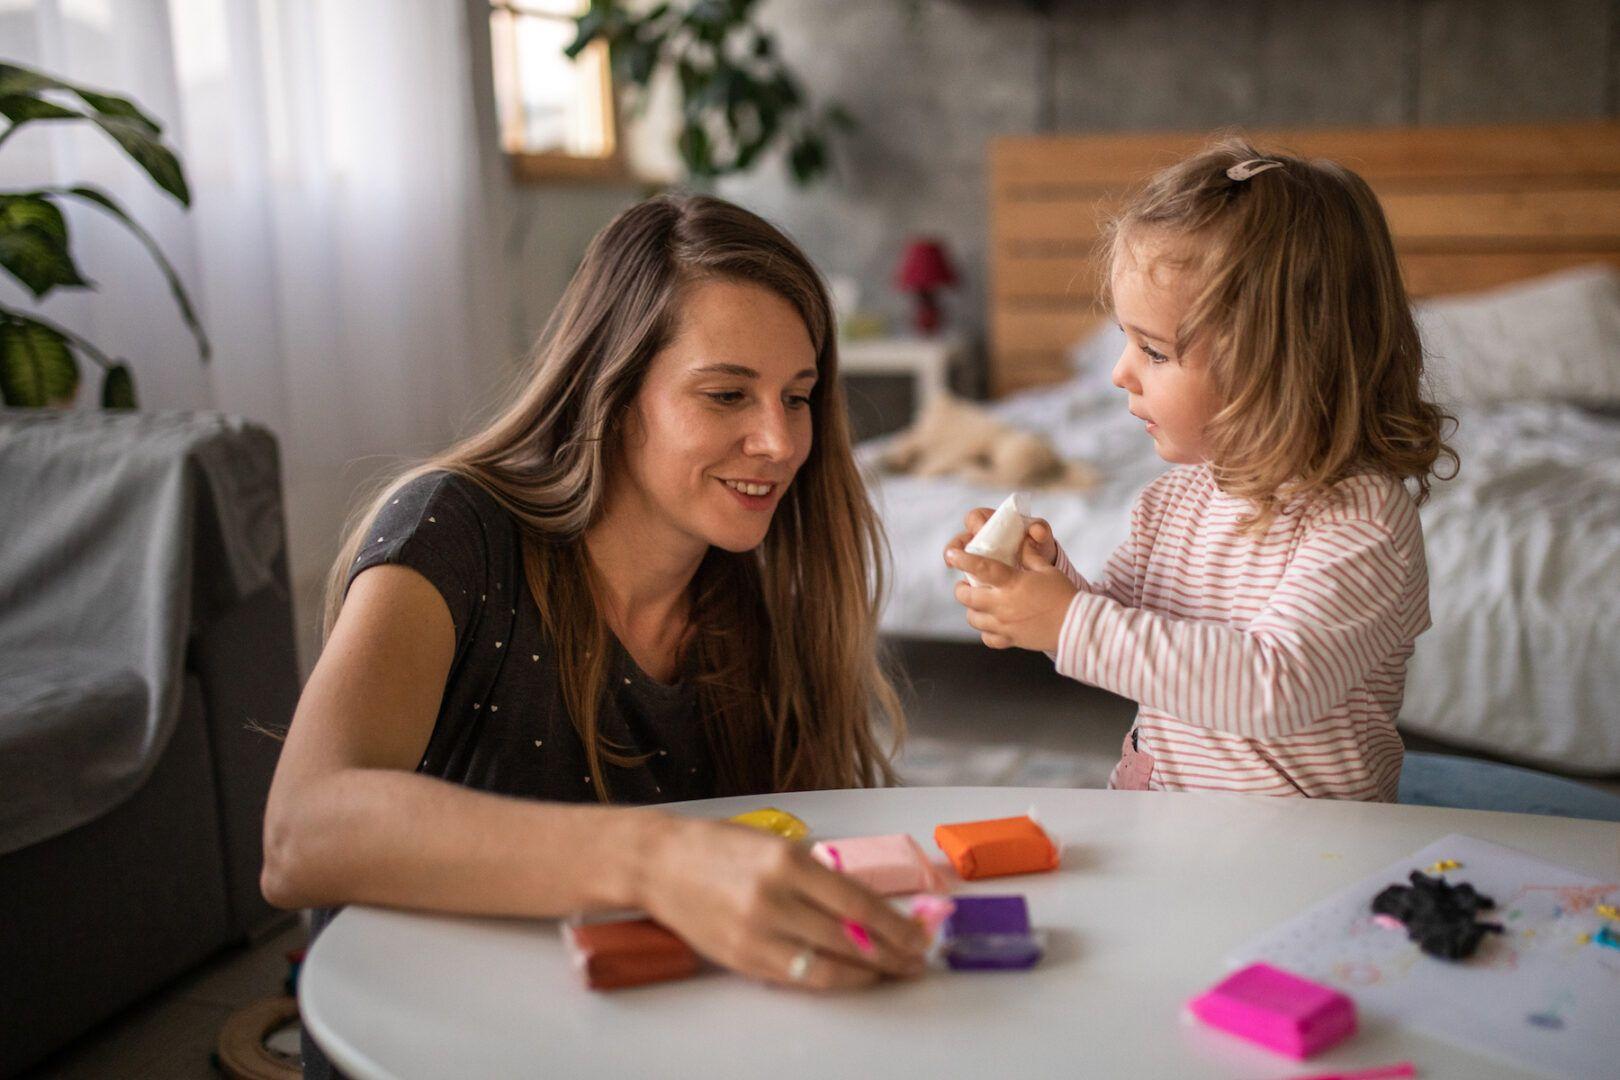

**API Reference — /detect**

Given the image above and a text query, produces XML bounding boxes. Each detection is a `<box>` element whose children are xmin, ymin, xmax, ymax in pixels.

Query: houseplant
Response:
<box><xmin>567</xmin><ymin>0</ymin><xmax>855</xmax><ymax>185</ymax></box>
<box><xmin>0</xmin><ymin>62</ymin><xmax>208</xmax><ymax>408</ymax></box>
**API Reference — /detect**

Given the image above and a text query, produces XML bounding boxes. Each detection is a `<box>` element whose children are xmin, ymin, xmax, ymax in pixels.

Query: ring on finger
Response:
<box><xmin>787</xmin><ymin>947</ymin><xmax>814</xmax><ymax>982</ymax></box>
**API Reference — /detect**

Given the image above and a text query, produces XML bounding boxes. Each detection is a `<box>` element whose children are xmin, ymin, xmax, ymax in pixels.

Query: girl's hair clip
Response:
<box><xmin>1226</xmin><ymin>158</ymin><xmax>1284</xmax><ymax>182</ymax></box>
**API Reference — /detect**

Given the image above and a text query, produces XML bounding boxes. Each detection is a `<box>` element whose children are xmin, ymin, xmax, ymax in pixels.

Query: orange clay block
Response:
<box><xmin>934</xmin><ymin>815</ymin><xmax>1059</xmax><ymax>880</ymax></box>
<box><xmin>564</xmin><ymin>918</ymin><xmax>701</xmax><ymax>991</ymax></box>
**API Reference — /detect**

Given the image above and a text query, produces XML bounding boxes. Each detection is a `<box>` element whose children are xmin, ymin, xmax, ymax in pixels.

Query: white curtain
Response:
<box><xmin>1</xmin><ymin>0</ymin><xmax>509</xmax><ymax>668</ymax></box>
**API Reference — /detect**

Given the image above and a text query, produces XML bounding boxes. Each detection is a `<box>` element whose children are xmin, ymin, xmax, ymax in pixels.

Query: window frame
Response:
<box><xmin>488</xmin><ymin>0</ymin><xmax>632</xmax><ymax>185</ymax></box>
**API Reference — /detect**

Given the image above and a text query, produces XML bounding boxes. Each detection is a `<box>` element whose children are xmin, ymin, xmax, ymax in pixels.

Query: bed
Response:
<box><xmin>867</xmin><ymin>122</ymin><xmax>1620</xmax><ymax>775</ymax></box>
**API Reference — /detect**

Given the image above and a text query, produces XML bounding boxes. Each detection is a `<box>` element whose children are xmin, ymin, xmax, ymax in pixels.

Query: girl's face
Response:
<box><xmin>1108</xmin><ymin>235</ymin><xmax>1223</xmax><ymax>465</ymax></box>
<box><xmin>614</xmin><ymin>277</ymin><xmax>817</xmax><ymax>557</ymax></box>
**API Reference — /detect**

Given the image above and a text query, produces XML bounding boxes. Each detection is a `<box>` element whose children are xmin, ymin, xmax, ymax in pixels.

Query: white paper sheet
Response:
<box><xmin>1226</xmin><ymin>834</ymin><xmax>1620</xmax><ymax>1079</ymax></box>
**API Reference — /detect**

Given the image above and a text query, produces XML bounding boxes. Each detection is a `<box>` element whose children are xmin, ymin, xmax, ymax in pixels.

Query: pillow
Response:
<box><xmin>1416</xmin><ymin>264</ymin><xmax>1620</xmax><ymax>406</ymax></box>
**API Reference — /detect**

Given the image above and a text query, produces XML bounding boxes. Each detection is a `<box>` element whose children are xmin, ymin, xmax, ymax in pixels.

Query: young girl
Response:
<box><xmin>946</xmin><ymin>139</ymin><xmax>1456</xmax><ymax>800</ymax></box>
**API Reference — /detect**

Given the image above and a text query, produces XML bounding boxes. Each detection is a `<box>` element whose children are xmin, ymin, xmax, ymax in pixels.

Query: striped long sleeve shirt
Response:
<box><xmin>1051</xmin><ymin>465</ymin><xmax>1430</xmax><ymax>801</ymax></box>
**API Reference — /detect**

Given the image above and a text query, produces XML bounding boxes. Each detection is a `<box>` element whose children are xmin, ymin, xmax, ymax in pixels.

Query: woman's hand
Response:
<box><xmin>635</xmin><ymin>817</ymin><xmax>932</xmax><ymax>990</ymax></box>
<box><xmin>944</xmin><ymin>540</ymin><xmax>1078</xmax><ymax>653</ymax></box>
<box><xmin>945</xmin><ymin>507</ymin><xmax>1059</xmax><ymax>568</ymax></box>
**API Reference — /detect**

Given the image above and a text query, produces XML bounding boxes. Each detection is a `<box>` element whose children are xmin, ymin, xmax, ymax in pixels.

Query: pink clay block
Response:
<box><xmin>1187</xmin><ymin>962</ymin><xmax>1357</xmax><ymax>1059</ymax></box>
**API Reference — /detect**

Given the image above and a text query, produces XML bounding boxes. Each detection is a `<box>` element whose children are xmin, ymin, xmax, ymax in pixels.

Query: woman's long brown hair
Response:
<box><xmin>324</xmin><ymin>194</ymin><xmax>904</xmax><ymax>798</ymax></box>
<box><xmin>1103</xmin><ymin>137</ymin><xmax>1458</xmax><ymax>530</ymax></box>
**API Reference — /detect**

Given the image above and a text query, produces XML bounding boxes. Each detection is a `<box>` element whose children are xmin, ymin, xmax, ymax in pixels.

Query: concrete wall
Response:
<box><xmin>712</xmin><ymin>0</ymin><xmax>1620</xmax><ymax>390</ymax></box>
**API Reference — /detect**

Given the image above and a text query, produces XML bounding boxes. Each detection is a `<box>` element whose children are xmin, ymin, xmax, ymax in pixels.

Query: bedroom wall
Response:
<box><xmin>714</xmin><ymin>0</ymin><xmax>1620</xmax><ymax>394</ymax></box>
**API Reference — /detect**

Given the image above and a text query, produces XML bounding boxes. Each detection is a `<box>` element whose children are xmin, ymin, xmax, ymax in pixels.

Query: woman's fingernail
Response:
<box><xmin>945</xmin><ymin>550</ymin><xmax>957</xmax><ymax>564</ymax></box>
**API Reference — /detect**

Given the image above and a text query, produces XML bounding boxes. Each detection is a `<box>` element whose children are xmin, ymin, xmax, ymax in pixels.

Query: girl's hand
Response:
<box><xmin>945</xmin><ymin>539</ymin><xmax>1078</xmax><ymax>653</ymax></box>
<box><xmin>945</xmin><ymin>508</ymin><xmax>1059</xmax><ymax>568</ymax></box>
<box><xmin>636</xmin><ymin>817</ymin><xmax>931</xmax><ymax>991</ymax></box>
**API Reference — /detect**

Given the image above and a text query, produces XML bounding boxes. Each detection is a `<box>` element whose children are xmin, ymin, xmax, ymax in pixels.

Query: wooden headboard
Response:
<box><xmin>988</xmin><ymin>122</ymin><xmax>1620</xmax><ymax>397</ymax></box>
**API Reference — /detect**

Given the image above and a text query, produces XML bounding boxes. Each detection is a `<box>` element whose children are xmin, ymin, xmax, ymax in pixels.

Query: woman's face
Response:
<box><xmin>615</xmin><ymin>277</ymin><xmax>817</xmax><ymax>556</ymax></box>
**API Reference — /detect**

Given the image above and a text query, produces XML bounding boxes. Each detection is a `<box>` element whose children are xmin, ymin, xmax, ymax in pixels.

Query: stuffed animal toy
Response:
<box><xmin>878</xmin><ymin>395</ymin><xmax>1099</xmax><ymax>490</ymax></box>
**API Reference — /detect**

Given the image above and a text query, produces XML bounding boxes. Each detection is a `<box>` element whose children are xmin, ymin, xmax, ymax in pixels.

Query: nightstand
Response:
<box><xmin>837</xmin><ymin>334</ymin><xmax>966</xmax><ymax>440</ymax></box>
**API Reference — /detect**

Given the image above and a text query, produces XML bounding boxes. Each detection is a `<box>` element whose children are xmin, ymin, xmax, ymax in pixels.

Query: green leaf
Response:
<box><xmin>0</xmin><ymin>315</ymin><xmax>79</xmax><ymax>407</ymax></box>
<box><xmin>92</xmin><ymin>115</ymin><xmax>189</xmax><ymax>206</ymax></box>
<box><xmin>825</xmin><ymin>103</ymin><xmax>858</xmax><ymax>132</ymax></box>
<box><xmin>678</xmin><ymin>121</ymin><xmax>713</xmax><ymax>177</ymax></box>
<box><xmin>0</xmin><ymin>62</ymin><xmax>162</xmax><ymax>134</ymax></box>
<box><xmin>0</xmin><ymin>95</ymin><xmax>80</xmax><ymax>123</ymax></box>
<box><xmin>788</xmin><ymin>134</ymin><xmax>826</xmax><ymax>186</ymax></box>
<box><xmin>565</xmin><ymin>8</ymin><xmax>608</xmax><ymax>59</ymax></box>
<box><xmin>56</xmin><ymin>186</ymin><xmax>210</xmax><ymax>361</ymax></box>
<box><xmin>101</xmin><ymin>361</ymin><xmax>136</xmax><ymax>408</ymax></box>
<box><xmin>0</xmin><ymin>195</ymin><xmax>90</xmax><ymax>297</ymax></box>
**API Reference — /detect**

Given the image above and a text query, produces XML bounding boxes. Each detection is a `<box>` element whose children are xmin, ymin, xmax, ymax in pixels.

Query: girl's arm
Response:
<box><xmin>262</xmin><ymin>565</ymin><xmax>928</xmax><ymax>988</ymax></box>
<box><xmin>1051</xmin><ymin>515</ymin><xmax>1416</xmax><ymax>739</ymax></box>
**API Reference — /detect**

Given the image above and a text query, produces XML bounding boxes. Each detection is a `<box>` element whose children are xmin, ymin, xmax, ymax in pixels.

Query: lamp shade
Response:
<box><xmin>895</xmin><ymin>239</ymin><xmax>957</xmax><ymax>292</ymax></box>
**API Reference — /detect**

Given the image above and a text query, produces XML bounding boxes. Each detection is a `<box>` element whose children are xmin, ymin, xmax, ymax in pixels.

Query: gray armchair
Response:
<box><xmin>0</xmin><ymin>410</ymin><xmax>298</xmax><ymax>1075</ymax></box>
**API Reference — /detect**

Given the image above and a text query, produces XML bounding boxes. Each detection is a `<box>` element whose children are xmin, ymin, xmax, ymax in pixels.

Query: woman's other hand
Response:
<box><xmin>636</xmin><ymin>817</ymin><xmax>931</xmax><ymax>990</ymax></box>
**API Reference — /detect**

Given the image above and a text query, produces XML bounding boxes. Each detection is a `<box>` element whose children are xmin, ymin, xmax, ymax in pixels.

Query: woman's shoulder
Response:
<box><xmin>350</xmin><ymin>470</ymin><xmax>524</xmax><ymax>635</ymax></box>
<box><xmin>383</xmin><ymin>469</ymin><xmax>508</xmax><ymax>525</ymax></box>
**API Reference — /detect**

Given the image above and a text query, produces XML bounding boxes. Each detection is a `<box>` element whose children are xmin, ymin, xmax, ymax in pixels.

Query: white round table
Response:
<box><xmin>300</xmin><ymin>787</ymin><xmax>1619</xmax><ymax>1079</ymax></box>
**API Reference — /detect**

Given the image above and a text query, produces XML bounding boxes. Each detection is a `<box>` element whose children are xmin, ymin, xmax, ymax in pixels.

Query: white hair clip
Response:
<box><xmin>1226</xmin><ymin>159</ymin><xmax>1283</xmax><ymax>182</ymax></box>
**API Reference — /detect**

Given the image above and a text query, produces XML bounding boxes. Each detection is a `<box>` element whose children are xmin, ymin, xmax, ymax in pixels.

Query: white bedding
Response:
<box><xmin>865</xmin><ymin>377</ymin><xmax>1620</xmax><ymax>774</ymax></box>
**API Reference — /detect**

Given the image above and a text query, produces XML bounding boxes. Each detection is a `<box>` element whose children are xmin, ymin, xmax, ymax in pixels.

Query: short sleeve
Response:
<box><xmin>347</xmin><ymin>471</ymin><xmax>491</xmax><ymax>651</ymax></box>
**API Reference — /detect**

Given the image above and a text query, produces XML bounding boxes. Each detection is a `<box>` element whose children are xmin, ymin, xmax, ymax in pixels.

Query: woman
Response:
<box><xmin>261</xmin><ymin>195</ymin><xmax>930</xmax><ymax>1062</ymax></box>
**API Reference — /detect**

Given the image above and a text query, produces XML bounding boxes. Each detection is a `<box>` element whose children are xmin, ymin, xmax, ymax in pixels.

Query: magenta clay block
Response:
<box><xmin>1187</xmin><ymin>962</ymin><xmax>1357</xmax><ymax>1059</ymax></box>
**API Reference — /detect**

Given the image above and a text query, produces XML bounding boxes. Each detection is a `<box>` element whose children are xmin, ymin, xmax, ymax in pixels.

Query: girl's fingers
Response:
<box><xmin>965</xmin><ymin>609</ymin><xmax>1001</xmax><ymax>635</ymax></box>
<box><xmin>981</xmin><ymin>633</ymin><xmax>1013</xmax><ymax>649</ymax></box>
<box><xmin>947</xmin><ymin>549</ymin><xmax>1011</xmax><ymax>585</ymax></box>
<box><xmin>963</xmin><ymin>507</ymin><xmax>993</xmax><ymax>531</ymax></box>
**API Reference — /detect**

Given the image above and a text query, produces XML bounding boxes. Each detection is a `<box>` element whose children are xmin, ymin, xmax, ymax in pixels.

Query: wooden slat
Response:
<box><xmin>991</xmin><ymin>122</ymin><xmax>1620</xmax><ymax>192</ymax></box>
<box><xmin>1380</xmin><ymin>189</ymin><xmax>1620</xmax><ymax>243</ymax></box>
<box><xmin>995</xmin><ymin>188</ymin><xmax>1620</xmax><ymax>246</ymax></box>
<box><xmin>1400</xmin><ymin>251</ymin><xmax>1620</xmax><ymax>297</ymax></box>
<box><xmin>994</xmin><ymin>250</ymin><xmax>1620</xmax><ymax>302</ymax></box>
<box><xmin>992</xmin><ymin>307</ymin><xmax>1103</xmax><ymax>354</ymax></box>
<box><xmin>993</xmin><ymin>254</ymin><xmax>1103</xmax><ymax>300</ymax></box>
<box><xmin>992</xmin><ymin>352</ymin><xmax>1078</xmax><ymax>398</ymax></box>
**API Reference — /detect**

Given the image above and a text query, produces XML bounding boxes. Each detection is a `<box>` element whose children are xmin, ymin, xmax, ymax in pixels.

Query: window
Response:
<box><xmin>488</xmin><ymin>0</ymin><xmax>623</xmax><ymax>181</ymax></box>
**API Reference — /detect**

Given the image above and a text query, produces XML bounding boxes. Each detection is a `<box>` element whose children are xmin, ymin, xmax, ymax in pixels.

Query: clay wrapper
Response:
<box><xmin>962</xmin><ymin>491</ymin><xmax>1030</xmax><ymax>586</ymax></box>
<box><xmin>562</xmin><ymin>916</ymin><xmax>701</xmax><ymax>991</ymax></box>
<box><xmin>934</xmin><ymin>814</ymin><xmax>1060</xmax><ymax>880</ymax></box>
<box><xmin>811</xmin><ymin>834</ymin><xmax>947</xmax><ymax>896</ymax></box>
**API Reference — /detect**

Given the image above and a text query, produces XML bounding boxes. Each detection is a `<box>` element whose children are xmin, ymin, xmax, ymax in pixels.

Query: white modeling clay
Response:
<box><xmin>962</xmin><ymin>492</ymin><xmax>1030</xmax><ymax>586</ymax></box>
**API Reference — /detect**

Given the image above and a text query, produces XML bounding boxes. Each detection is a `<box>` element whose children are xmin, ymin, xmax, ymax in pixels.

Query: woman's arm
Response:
<box><xmin>262</xmin><ymin>564</ymin><xmax>928</xmax><ymax>988</ymax></box>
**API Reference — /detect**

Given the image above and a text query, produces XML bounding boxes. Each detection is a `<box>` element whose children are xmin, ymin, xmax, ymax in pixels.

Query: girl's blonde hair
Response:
<box><xmin>1104</xmin><ymin>136</ymin><xmax>1457</xmax><ymax>529</ymax></box>
<box><xmin>325</xmin><ymin>194</ymin><xmax>903</xmax><ymax>798</ymax></box>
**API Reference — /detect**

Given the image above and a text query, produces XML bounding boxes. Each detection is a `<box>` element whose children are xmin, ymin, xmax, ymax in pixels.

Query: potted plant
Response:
<box><xmin>567</xmin><ymin>0</ymin><xmax>855</xmax><ymax>186</ymax></box>
<box><xmin>0</xmin><ymin>62</ymin><xmax>208</xmax><ymax>408</ymax></box>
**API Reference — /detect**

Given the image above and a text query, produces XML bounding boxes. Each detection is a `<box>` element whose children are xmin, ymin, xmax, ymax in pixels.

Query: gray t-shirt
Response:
<box><xmin>303</xmin><ymin>470</ymin><xmax>716</xmax><ymax>1078</ymax></box>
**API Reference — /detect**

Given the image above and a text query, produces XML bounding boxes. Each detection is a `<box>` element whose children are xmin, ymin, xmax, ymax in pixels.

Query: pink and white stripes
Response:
<box><xmin>1051</xmin><ymin>466</ymin><xmax>1429</xmax><ymax>801</ymax></box>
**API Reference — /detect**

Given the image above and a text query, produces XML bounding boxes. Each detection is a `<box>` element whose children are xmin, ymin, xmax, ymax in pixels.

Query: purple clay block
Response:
<box><xmin>944</xmin><ymin>895</ymin><xmax>1030</xmax><ymax>937</ymax></box>
<box><xmin>942</xmin><ymin>895</ymin><xmax>1042</xmax><ymax>971</ymax></box>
